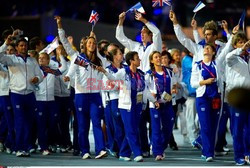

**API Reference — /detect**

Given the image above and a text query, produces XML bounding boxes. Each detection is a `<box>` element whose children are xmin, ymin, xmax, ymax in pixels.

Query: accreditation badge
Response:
<box><xmin>136</xmin><ymin>92</ymin><xmax>143</xmax><ymax>104</ymax></box>
<box><xmin>161</xmin><ymin>91</ymin><xmax>172</xmax><ymax>102</ymax></box>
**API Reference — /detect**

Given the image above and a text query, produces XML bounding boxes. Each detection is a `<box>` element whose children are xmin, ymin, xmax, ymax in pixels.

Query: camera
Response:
<box><xmin>217</xmin><ymin>21</ymin><xmax>222</xmax><ymax>27</ymax></box>
<box><xmin>10</xmin><ymin>30</ymin><xmax>24</xmax><ymax>41</ymax></box>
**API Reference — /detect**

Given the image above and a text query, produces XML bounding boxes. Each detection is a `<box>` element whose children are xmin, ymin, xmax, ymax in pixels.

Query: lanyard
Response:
<box><xmin>202</xmin><ymin>61</ymin><xmax>216</xmax><ymax>78</ymax></box>
<box><xmin>153</xmin><ymin>68</ymin><xmax>167</xmax><ymax>95</ymax></box>
<box><xmin>130</xmin><ymin>70</ymin><xmax>142</xmax><ymax>91</ymax></box>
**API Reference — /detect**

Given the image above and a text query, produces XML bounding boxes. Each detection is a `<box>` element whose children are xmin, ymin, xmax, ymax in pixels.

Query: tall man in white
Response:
<box><xmin>116</xmin><ymin>11</ymin><xmax>162</xmax><ymax>156</ymax></box>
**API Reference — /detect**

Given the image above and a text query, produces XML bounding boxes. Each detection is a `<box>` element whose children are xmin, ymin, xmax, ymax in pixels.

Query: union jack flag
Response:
<box><xmin>152</xmin><ymin>0</ymin><xmax>171</xmax><ymax>7</ymax></box>
<box><xmin>74</xmin><ymin>53</ymin><xmax>91</xmax><ymax>68</ymax></box>
<box><xmin>41</xmin><ymin>66</ymin><xmax>62</xmax><ymax>76</ymax></box>
<box><xmin>88</xmin><ymin>10</ymin><xmax>99</xmax><ymax>26</ymax></box>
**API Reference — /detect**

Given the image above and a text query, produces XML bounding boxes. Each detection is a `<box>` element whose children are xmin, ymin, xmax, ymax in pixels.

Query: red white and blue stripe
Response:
<box><xmin>88</xmin><ymin>10</ymin><xmax>99</xmax><ymax>26</ymax></box>
<box><xmin>152</xmin><ymin>0</ymin><xmax>171</xmax><ymax>7</ymax></box>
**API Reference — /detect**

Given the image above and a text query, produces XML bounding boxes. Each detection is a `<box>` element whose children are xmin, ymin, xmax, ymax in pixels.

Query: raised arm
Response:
<box><xmin>191</xmin><ymin>19</ymin><xmax>202</xmax><ymax>44</ymax></box>
<box><xmin>215</xmin><ymin>23</ymin><xmax>240</xmax><ymax>66</ymax></box>
<box><xmin>226</xmin><ymin>40</ymin><xmax>250</xmax><ymax>67</ymax></box>
<box><xmin>146</xmin><ymin>22</ymin><xmax>162</xmax><ymax>52</ymax></box>
<box><xmin>221</xmin><ymin>20</ymin><xmax>230</xmax><ymax>40</ymax></box>
<box><xmin>169</xmin><ymin>10</ymin><xmax>201</xmax><ymax>59</ymax></box>
<box><xmin>116</xmin><ymin>12</ymin><xmax>140</xmax><ymax>51</ymax></box>
<box><xmin>55</xmin><ymin>16</ymin><xmax>78</xmax><ymax>57</ymax></box>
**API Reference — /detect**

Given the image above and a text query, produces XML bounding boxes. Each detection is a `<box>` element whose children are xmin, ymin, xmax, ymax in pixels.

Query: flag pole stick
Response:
<box><xmin>125</xmin><ymin>9</ymin><xmax>130</xmax><ymax>14</ymax></box>
<box><xmin>192</xmin><ymin>12</ymin><xmax>197</xmax><ymax>20</ymax></box>
<box><xmin>243</xmin><ymin>21</ymin><xmax>245</xmax><ymax>33</ymax></box>
<box><xmin>171</xmin><ymin>5</ymin><xmax>172</xmax><ymax>11</ymax></box>
<box><xmin>11</xmin><ymin>26</ymin><xmax>14</xmax><ymax>32</ymax></box>
<box><xmin>91</xmin><ymin>24</ymin><xmax>94</xmax><ymax>32</ymax></box>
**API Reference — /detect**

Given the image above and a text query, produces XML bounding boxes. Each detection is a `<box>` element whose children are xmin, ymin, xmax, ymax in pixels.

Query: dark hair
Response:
<box><xmin>80</xmin><ymin>36</ymin><xmax>88</xmax><ymax>51</ymax></box>
<box><xmin>83</xmin><ymin>36</ymin><xmax>102</xmax><ymax>67</ymax></box>
<box><xmin>8</xmin><ymin>43</ymin><xmax>16</xmax><ymax>50</ymax></box>
<box><xmin>149</xmin><ymin>51</ymin><xmax>161</xmax><ymax>72</ymax></box>
<box><xmin>108</xmin><ymin>48</ymin><xmax>121</xmax><ymax>62</ymax></box>
<box><xmin>204</xmin><ymin>43</ymin><xmax>217</xmax><ymax>60</ymax></box>
<box><xmin>141</xmin><ymin>25</ymin><xmax>152</xmax><ymax>36</ymax></box>
<box><xmin>161</xmin><ymin>50</ymin><xmax>172</xmax><ymax>60</ymax></box>
<box><xmin>183</xmin><ymin>48</ymin><xmax>191</xmax><ymax>56</ymax></box>
<box><xmin>29</xmin><ymin>36</ymin><xmax>41</xmax><ymax>50</ymax></box>
<box><xmin>105</xmin><ymin>43</ymin><xmax>120</xmax><ymax>61</ymax></box>
<box><xmin>15</xmin><ymin>37</ymin><xmax>28</xmax><ymax>46</ymax></box>
<box><xmin>125</xmin><ymin>51</ymin><xmax>138</xmax><ymax>66</ymax></box>
<box><xmin>2</xmin><ymin>29</ymin><xmax>12</xmax><ymax>40</ymax></box>
<box><xmin>98</xmin><ymin>39</ymin><xmax>110</xmax><ymax>56</ymax></box>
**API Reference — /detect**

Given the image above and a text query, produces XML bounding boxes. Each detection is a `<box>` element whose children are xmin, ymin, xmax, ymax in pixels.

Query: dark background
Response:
<box><xmin>0</xmin><ymin>0</ymin><xmax>249</xmax><ymax>47</ymax></box>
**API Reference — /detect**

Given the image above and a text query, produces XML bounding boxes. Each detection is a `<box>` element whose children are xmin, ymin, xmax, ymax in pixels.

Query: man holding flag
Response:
<box><xmin>116</xmin><ymin>8</ymin><xmax>162</xmax><ymax>158</ymax></box>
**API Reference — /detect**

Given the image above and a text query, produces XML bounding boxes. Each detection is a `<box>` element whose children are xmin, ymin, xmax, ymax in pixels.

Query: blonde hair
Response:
<box><xmin>170</xmin><ymin>48</ymin><xmax>181</xmax><ymax>67</ymax></box>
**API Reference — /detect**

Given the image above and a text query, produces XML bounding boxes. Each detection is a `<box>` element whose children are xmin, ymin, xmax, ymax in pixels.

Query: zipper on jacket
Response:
<box><xmin>46</xmin><ymin>77</ymin><xmax>48</xmax><ymax>101</ymax></box>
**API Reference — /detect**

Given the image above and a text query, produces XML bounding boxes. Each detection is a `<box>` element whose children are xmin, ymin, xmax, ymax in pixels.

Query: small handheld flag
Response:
<box><xmin>192</xmin><ymin>1</ymin><xmax>206</xmax><ymax>19</ymax></box>
<box><xmin>238</xmin><ymin>10</ymin><xmax>246</xmax><ymax>32</ymax></box>
<box><xmin>74</xmin><ymin>53</ymin><xmax>97</xmax><ymax>69</ymax></box>
<box><xmin>126</xmin><ymin>2</ymin><xmax>146</xmax><ymax>14</ymax></box>
<box><xmin>39</xmin><ymin>37</ymin><xmax>59</xmax><ymax>54</ymax></box>
<box><xmin>152</xmin><ymin>0</ymin><xmax>171</xmax><ymax>8</ymax></box>
<box><xmin>89</xmin><ymin>10</ymin><xmax>99</xmax><ymax>31</ymax></box>
<box><xmin>41</xmin><ymin>66</ymin><xmax>62</xmax><ymax>76</ymax></box>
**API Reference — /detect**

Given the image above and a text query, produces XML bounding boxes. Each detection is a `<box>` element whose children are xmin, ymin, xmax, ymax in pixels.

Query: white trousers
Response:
<box><xmin>185</xmin><ymin>97</ymin><xmax>199</xmax><ymax>143</ymax></box>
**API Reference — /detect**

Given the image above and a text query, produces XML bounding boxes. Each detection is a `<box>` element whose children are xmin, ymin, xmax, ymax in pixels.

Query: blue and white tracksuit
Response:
<box><xmin>145</xmin><ymin>67</ymin><xmax>175</xmax><ymax>157</ymax></box>
<box><xmin>102</xmin><ymin>64</ymin><xmax>127</xmax><ymax>153</ymax></box>
<box><xmin>225</xmin><ymin>48</ymin><xmax>250</xmax><ymax>163</ymax></box>
<box><xmin>59</xmin><ymin>27</ymin><xmax>107</xmax><ymax>156</ymax></box>
<box><xmin>52</xmin><ymin>56</ymin><xmax>72</xmax><ymax>148</ymax></box>
<box><xmin>35</xmin><ymin>67</ymin><xmax>61</xmax><ymax>151</ymax></box>
<box><xmin>213</xmin><ymin>37</ymin><xmax>234</xmax><ymax>152</ymax></box>
<box><xmin>0</xmin><ymin>63</ymin><xmax>15</xmax><ymax>151</ymax></box>
<box><xmin>0</xmin><ymin>52</ymin><xmax>43</xmax><ymax>153</ymax></box>
<box><xmin>191</xmin><ymin>60</ymin><xmax>220</xmax><ymax>158</ymax></box>
<box><xmin>116</xmin><ymin>22</ymin><xmax>162</xmax><ymax>154</ymax></box>
<box><xmin>104</xmin><ymin>67</ymin><xmax>157</xmax><ymax>158</ymax></box>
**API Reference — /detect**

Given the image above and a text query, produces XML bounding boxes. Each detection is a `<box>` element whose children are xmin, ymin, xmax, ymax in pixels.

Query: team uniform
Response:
<box><xmin>145</xmin><ymin>67</ymin><xmax>175</xmax><ymax>157</ymax></box>
<box><xmin>191</xmin><ymin>60</ymin><xmax>220</xmax><ymax>160</ymax></box>
<box><xmin>116</xmin><ymin>21</ymin><xmax>162</xmax><ymax>155</ymax></box>
<box><xmin>104</xmin><ymin>66</ymin><xmax>157</xmax><ymax>160</ymax></box>
<box><xmin>225</xmin><ymin>48</ymin><xmax>250</xmax><ymax>165</ymax></box>
<box><xmin>0</xmin><ymin>50</ymin><xmax>43</xmax><ymax>156</ymax></box>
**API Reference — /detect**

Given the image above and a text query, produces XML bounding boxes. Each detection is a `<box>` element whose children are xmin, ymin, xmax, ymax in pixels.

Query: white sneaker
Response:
<box><xmin>155</xmin><ymin>155</ymin><xmax>164</xmax><ymax>161</ymax></box>
<box><xmin>16</xmin><ymin>151</ymin><xmax>25</xmax><ymax>157</ymax></box>
<box><xmin>42</xmin><ymin>150</ymin><xmax>50</xmax><ymax>156</ymax></box>
<box><xmin>95</xmin><ymin>150</ymin><xmax>108</xmax><ymax>159</ymax></box>
<box><xmin>215</xmin><ymin>151</ymin><xmax>228</xmax><ymax>156</ymax></box>
<box><xmin>134</xmin><ymin>155</ymin><xmax>143</xmax><ymax>162</ymax></box>
<box><xmin>0</xmin><ymin>142</ymin><xmax>3</xmax><ymax>152</ymax></box>
<box><xmin>223</xmin><ymin>146</ymin><xmax>230</xmax><ymax>152</ymax></box>
<box><xmin>6</xmin><ymin>148</ymin><xmax>12</xmax><ymax>154</ymax></box>
<box><xmin>119</xmin><ymin>156</ymin><xmax>131</xmax><ymax>161</ymax></box>
<box><xmin>206</xmin><ymin>157</ymin><xmax>213</xmax><ymax>162</ymax></box>
<box><xmin>82</xmin><ymin>153</ymin><xmax>91</xmax><ymax>159</ymax></box>
<box><xmin>29</xmin><ymin>148</ymin><xmax>36</xmax><ymax>153</ymax></box>
<box><xmin>245</xmin><ymin>156</ymin><xmax>250</xmax><ymax>165</ymax></box>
